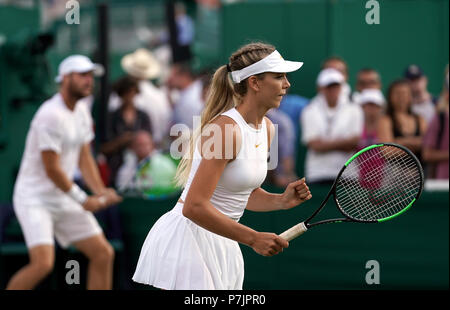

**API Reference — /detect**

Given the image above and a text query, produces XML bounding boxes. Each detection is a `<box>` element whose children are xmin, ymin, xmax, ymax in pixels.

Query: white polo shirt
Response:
<box><xmin>13</xmin><ymin>93</ymin><xmax>94</xmax><ymax>208</ymax></box>
<box><xmin>172</xmin><ymin>80</ymin><xmax>204</xmax><ymax>129</ymax></box>
<box><xmin>301</xmin><ymin>94</ymin><xmax>363</xmax><ymax>182</ymax></box>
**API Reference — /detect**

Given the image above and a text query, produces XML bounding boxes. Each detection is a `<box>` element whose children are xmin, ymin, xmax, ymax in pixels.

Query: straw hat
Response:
<box><xmin>121</xmin><ymin>48</ymin><xmax>161</xmax><ymax>80</ymax></box>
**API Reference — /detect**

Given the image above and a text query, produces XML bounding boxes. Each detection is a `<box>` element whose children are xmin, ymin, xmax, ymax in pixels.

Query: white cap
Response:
<box><xmin>316</xmin><ymin>68</ymin><xmax>344</xmax><ymax>87</ymax></box>
<box><xmin>357</xmin><ymin>89</ymin><xmax>385</xmax><ymax>107</ymax></box>
<box><xmin>55</xmin><ymin>55</ymin><xmax>104</xmax><ymax>83</ymax></box>
<box><xmin>230</xmin><ymin>50</ymin><xmax>303</xmax><ymax>84</ymax></box>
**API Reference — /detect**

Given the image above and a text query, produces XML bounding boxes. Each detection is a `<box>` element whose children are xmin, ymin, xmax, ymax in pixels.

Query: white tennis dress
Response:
<box><xmin>132</xmin><ymin>108</ymin><xmax>268</xmax><ymax>290</ymax></box>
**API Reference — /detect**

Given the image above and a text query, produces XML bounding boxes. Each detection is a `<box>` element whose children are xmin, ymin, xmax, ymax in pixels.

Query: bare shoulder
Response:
<box><xmin>200</xmin><ymin>115</ymin><xmax>242</xmax><ymax>160</ymax></box>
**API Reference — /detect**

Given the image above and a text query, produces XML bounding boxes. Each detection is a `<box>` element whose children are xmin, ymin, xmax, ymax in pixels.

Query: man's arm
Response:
<box><xmin>41</xmin><ymin>150</ymin><xmax>121</xmax><ymax>211</ymax></box>
<box><xmin>78</xmin><ymin>143</ymin><xmax>107</xmax><ymax>195</ymax></box>
<box><xmin>41</xmin><ymin>150</ymin><xmax>74</xmax><ymax>192</ymax></box>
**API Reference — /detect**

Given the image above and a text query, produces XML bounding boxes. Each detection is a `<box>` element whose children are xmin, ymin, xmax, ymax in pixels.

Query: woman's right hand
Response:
<box><xmin>250</xmin><ymin>232</ymin><xmax>289</xmax><ymax>257</ymax></box>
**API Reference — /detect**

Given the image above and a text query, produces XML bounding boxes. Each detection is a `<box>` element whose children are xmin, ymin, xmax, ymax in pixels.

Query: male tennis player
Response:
<box><xmin>7</xmin><ymin>55</ymin><xmax>122</xmax><ymax>290</ymax></box>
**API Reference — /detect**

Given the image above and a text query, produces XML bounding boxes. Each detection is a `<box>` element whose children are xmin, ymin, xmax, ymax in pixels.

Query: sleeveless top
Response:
<box><xmin>392</xmin><ymin>114</ymin><xmax>421</xmax><ymax>138</ymax></box>
<box><xmin>391</xmin><ymin>113</ymin><xmax>422</xmax><ymax>162</ymax></box>
<box><xmin>180</xmin><ymin>108</ymin><xmax>268</xmax><ymax>221</ymax></box>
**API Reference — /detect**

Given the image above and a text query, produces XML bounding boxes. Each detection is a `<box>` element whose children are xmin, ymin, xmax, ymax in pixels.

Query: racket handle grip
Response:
<box><xmin>280</xmin><ymin>222</ymin><xmax>308</xmax><ymax>241</ymax></box>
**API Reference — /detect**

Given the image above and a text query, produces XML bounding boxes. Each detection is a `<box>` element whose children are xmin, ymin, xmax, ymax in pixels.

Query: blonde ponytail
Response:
<box><xmin>174</xmin><ymin>42</ymin><xmax>276</xmax><ymax>187</ymax></box>
<box><xmin>174</xmin><ymin>65</ymin><xmax>236</xmax><ymax>187</ymax></box>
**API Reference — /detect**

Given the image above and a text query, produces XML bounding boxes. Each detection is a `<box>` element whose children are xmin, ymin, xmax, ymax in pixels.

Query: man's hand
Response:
<box><xmin>83</xmin><ymin>189</ymin><xmax>123</xmax><ymax>212</ymax></box>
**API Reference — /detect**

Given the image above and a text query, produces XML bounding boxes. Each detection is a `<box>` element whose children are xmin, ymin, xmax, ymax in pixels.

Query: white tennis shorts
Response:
<box><xmin>13</xmin><ymin>201</ymin><xmax>103</xmax><ymax>249</ymax></box>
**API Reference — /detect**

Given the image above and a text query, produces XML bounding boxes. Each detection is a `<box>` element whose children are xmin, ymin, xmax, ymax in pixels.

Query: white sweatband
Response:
<box><xmin>230</xmin><ymin>50</ymin><xmax>303</xmax><ymax>84</ymax></box>
<box><xmin>67</xmin><ymin>184</ymin><xmax>88</xmax><ymax>205</ymax></box>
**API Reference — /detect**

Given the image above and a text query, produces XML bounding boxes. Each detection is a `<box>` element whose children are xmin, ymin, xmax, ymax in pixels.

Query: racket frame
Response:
<box><xmin>303</xmin><ymin>143</ymin><xmax>424</xmax><ymax>229</ymax></box>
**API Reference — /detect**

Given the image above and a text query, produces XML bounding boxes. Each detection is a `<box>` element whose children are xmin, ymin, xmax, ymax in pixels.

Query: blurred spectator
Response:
<box><xmin>109</xmin><ymin>48</ymin><xmax>172</xmax><ymax>149</ymax></box>
<box><xmin>116</xmin><ymin>131</ymin><xmax>155</xmax><ymax>190</ymax></box>
<box><xmin>377</xmin><ymin>79</ymin><xmax>427</xmax><ymax>163</ymax></box>
<box><xmin>116</xmin><ymin>131</ymin><xmax>179</xmax><ymax>197</ymax></box>
<box><xmin>279</xmin><ymin>94</ymin><xmax>309</xmax><ymax>145</ymax></box>
<box><xmin>321</xmin><ymin>56</ymin><xmax>353</xmax><ymax>103</ymax></box>
<box><xmin>173</xmin><ymin>1</ymin><xmax>195</xmax><ymax>61</ymax></box>
<box><xmin>356</xmin><ymin>89</ymin><xmax>386</xmax><ymax>149</ymax></box>
<box><xmin>199</xmin><ymin>71</ymin><xmax>213</xmax><ymax>103</ymax></box>
<box><xmin>301</xmin><ymin>68</ymin><xmax>363</xmax><ymax>185</ymax></box>
<box><xmin>101</xmin><ymin>76</ymin><xmax>152</xmax><ymax>185</ymax></box>
<box><xmin>168</xmin><ymin>62</ymin><xmax>204</xmax><ymax>130</ymax></box>
<box><xmin>154</xmin><ymin>1</ymin><xmax>195</xmax><ymax>62</ymax></box>
<box><xmin>266</xmin><ymin>108</ymin><xmax>298</xmax><ymax>187</ymax></box>
<box><xmin>422</xmin><ymin>66</ymin><xmax>449</xmax><ymax>179</ymax></box>
<box><xmin>404</xmin><ymin>64</ymin><xmax>437</xmax><ymax>124</ymax></box>
<box><xmin>352</xmin><ymin>68</ymin><xmax>382</xmax><ymax>103</ymax></box>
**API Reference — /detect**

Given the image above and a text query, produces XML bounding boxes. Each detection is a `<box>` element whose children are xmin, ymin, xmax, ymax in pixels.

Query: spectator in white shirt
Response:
<box><xmin>321</xmin><ymin>56</ymin><xmax>353</xmax><ymax>103</ymax></box>
<box><xmin>168</xmin><ymin>62</ymin><xmax>204</xmax><ymax>130</ymax></box>
<box><xmin>301</xmin><ymin>68</ymin><xmax>363</xmax><ymax>185</ymax></box>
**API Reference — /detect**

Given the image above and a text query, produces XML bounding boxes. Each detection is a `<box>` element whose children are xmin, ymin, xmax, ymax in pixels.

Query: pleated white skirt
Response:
<box><xmin>132</xmin><ymin>203</ymin><xmax>244</xmax><ymax>290</ymax></box>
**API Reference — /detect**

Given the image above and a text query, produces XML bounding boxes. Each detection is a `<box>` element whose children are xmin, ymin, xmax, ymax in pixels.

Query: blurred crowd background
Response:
<box><xmin>0</xmin><ymin>0</ymin><xmax>448</xmax><ymax>290</ymax></box>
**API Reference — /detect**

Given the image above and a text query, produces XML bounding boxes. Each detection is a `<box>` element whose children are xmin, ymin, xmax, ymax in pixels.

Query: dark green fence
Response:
<box><xmin>117</xmin><ymin>185</ymin><xmax>448</xmax><ymax>290</ymax></box>
<box><xmin>1</xmin><ymin>185</ymin><xmax>447</xmax><ymax>289</ymax></box>
<box><xmin>215</xmin><ymin>0</ymin><xmax>449</xmax><ymax>98</ymax></box>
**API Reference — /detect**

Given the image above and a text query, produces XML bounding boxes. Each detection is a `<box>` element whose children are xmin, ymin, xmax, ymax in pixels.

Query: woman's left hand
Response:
<box><xmin>280</xmin><ymin>177</ymin><xmax>312</xmax><ymax>210</ymax></box>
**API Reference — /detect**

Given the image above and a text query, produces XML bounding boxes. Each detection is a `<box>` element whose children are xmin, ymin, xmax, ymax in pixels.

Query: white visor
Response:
<box><xmin>230</xmin><ymin>50</ymin><xmax>303</xmax><ymax>84</ymax></box>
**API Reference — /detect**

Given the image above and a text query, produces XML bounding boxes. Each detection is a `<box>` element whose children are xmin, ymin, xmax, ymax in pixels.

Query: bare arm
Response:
<box><xmin>100</xmin><ymin>131</ymin><xmax>133</xmax><ymax>156</ymax></box>
<box><xmin>307</xmin><ymin>136</ymin><xmax>360</xmax><ymax>153</ymax></box>
<box><xmin>422</xmin><ymin>147</ymin><xmax>449</xmax><ymax>163</ymax></box>
<box><xmin>246</xmin><ymin>179</ymin><xmax>311</xmax><ymax>212</ymax></box>
<box><xmin>41</xmin><ymin>150</ymin><xmax>121</xmax><ymax>211</ymax></box>
<box><xmin>78</xmin><ymin>143</ymin><xmax>107</xmax><ymax>195</ymax></box>
<box><xmin>41</xmin><ymin>150</ymin><xmax>74</xmax><ymax>192</ymax></box>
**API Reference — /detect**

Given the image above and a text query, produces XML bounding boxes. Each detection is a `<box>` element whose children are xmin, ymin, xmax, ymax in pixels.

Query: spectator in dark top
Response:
<box><xmin>422</xmin><ymin>66</ymin><xmax>449</xmax><ymax>179</ymax></box>
<box><xmin>377</xmin><ymin>79</ymin><xmax>427</xmax><ymax>164</ymax></box>
<box><xmin>404</xmin><ymin>64</ymin><xmax>437</xmax><ymax>124</ymax></box>
<box><xmin>101</xmin><ymin>76</ymin><xmax>152</xmax><ymax>185</ymax></box>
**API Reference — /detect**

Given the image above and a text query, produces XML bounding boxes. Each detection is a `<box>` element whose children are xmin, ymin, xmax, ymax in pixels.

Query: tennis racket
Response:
<box><xmin>280</xmin><ymin>143</ymin><xmax>424</xmax><ymax>241</ymax></box>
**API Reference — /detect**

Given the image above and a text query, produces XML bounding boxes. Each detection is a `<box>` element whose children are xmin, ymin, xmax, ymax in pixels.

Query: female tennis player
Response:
<box><xmin>132</xmin><ymin>42</ymin><xmax>312</xmax><ymax>290</ymax></box>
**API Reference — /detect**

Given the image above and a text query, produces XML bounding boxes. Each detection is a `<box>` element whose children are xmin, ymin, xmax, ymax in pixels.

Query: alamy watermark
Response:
<box><xmin>65</xmin><ymin>0</ymin><xmax>80</xmax><ymax>25</ymax></box>
<box><xmin>365</xmin><ymin>259</ymin><xmax>380</xmax><ymax>285</ymax></box>
<box><xmin>365</xmin><ymin>0</ymin><xmax>380</xmax><ymax>25</ymax></box>
<box><xmin>168</xmin><ymin>116</ymin><xmax>279</xmax><ymax>170</ymax></box>
<box><xmin>65</xmin><ymin>260</ymin><xmax>80</xmax><ymax>285</ymax></box>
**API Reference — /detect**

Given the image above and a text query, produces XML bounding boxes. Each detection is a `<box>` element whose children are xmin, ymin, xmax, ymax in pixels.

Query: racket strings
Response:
<box><xmin>335</xmin><ymin>146</ymin><xmax>421</xmax><ymax>221</ymax></box>
<box><xmin>340</xmin><ymin>156</ymin><xmax>417</xmax><ymax>218</ymax></box>
<box><xmin>341</xmin><ymin>160</ymin><xmax>419</xmax><ymax>220</ymax></box>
